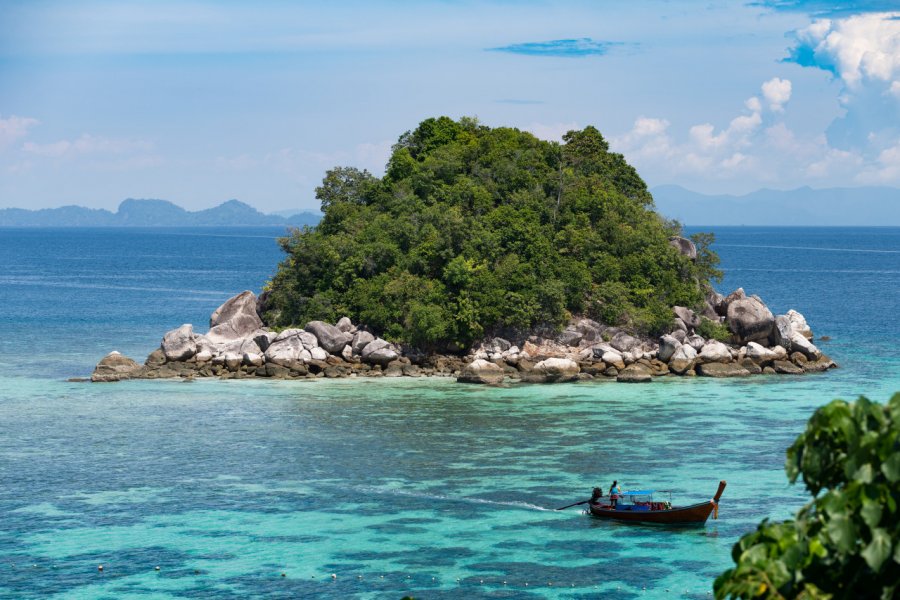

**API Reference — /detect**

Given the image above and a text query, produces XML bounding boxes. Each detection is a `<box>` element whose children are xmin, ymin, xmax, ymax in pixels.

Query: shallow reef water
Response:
<box><xmin>0</xmin><ymin>226</ymin><xmax>898</xmax><ymax>598</ymax></box>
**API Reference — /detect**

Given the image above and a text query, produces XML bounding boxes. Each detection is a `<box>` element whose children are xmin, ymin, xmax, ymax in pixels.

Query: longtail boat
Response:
<box><xmin>588</xmin><ymin>480</ymin><xmax>726</xmax><ymax>524</ymax></box>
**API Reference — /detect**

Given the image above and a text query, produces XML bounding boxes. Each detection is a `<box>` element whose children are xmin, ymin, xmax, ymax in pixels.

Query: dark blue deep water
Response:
<box><xmin>0</xmin><ymin>226</ymin><xmax>898</xmax><ymax>599</ymax></box>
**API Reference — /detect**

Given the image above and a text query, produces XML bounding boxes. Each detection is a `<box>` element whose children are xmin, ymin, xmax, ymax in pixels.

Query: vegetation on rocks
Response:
<box><xmin>697</xmin><ymin>317</ymin><xmax>731</xmax><ymax>342</ymax></box>
<box><xmin>715</xmin><ymin>393</ymin><xmax>900</xmax><ymax>599</ymax></box>
<box><xmin>264</xmin><ymin>116</ymin><xmax>721</xmax><ymax>350</ymax></box>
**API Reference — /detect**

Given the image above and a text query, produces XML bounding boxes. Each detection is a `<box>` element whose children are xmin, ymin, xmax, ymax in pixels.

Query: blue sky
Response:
<box><xmin>1</xmin><ymin>1</ymin><xmax>899</xmax><ymax>212</ymax></box>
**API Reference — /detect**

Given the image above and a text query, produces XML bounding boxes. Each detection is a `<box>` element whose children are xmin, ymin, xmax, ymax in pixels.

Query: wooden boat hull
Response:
<box><xmin>588</xmin><ymin>480</ymin><xmax>726</xmax><ymax>525</ymax></box>
<box><xmin>589</xmin><ymin>500</ymin><xmax>715</xmax><ymax>524</ymax></box>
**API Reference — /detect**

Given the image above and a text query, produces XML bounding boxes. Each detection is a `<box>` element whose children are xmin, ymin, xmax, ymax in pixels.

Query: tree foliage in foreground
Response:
<box><xmin>715</xmin><ymin>393</ymin><xmax>900</xmax><ymax>600</ymax></box>
<box><xmin>265</xmin><ymin>116</ymin><xmax>721</xmax><ymax>349</ymax></box>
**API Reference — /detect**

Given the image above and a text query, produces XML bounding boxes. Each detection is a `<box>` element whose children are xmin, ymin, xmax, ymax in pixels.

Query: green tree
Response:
<box><xmin>715</xmin><ymin>393</ymin><xmax>900</xmax><ymax>600</ymax></box>
<box><xmin>265</xmin><ymin>116</ymin><xmax>719</xmax><ymax>349</ymax></box>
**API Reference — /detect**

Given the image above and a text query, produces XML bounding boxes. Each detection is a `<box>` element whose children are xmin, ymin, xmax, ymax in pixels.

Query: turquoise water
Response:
<box><xmin>1</xmin><ymin>227</ymin><xmax>899</xmax><ymax>599</ymax></box>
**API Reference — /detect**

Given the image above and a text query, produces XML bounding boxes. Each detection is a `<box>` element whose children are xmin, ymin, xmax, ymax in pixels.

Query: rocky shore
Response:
<box><xmin>92</xmin><ymin>286</ymin><xmax>837</xmax><ymax>384</ymax></box>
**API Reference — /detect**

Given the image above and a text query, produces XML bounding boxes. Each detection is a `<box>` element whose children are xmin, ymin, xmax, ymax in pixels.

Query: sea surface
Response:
<box><xmin>0</xmin><ymin>226</ymin><xmax>898</xmax><ymax>599</ymax></box>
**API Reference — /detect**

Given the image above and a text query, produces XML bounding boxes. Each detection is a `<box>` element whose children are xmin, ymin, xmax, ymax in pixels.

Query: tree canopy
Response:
<box><xmin>264</xmin><ymin>116</ymin><xmax>720</xmax><ymax>350</ymax></box>
<box><xmin>715</xmin><ymin>393</ymin><xmax>900</xmax><ymax>599</ymax></box>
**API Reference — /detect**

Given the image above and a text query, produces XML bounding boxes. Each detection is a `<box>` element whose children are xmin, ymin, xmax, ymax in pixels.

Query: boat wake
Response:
<box><xmin>354</xmin><ymin>485</ymin><xmax>553</xmax><ymax>511</ymax></box>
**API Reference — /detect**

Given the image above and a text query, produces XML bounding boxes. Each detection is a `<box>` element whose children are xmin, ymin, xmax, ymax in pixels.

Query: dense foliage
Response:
<box><xmin>715</xmin><ymin>393</ymin><xmax>900</xmax><ymax>599</ymax></box>
<box><xmin>265</xmin><ymin>116</ymin><xmax>720</xmax><ymax>349</ymax></box>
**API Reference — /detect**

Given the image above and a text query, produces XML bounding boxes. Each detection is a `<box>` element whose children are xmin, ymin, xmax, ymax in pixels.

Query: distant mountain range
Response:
<box><xmin>652</xmin><ymin>185</ymin><xmax>900</xmax><ymax>226</ymax></box>
<box><xmin>0</xmin><ymin>199</ymin><xmax>323</xmax><ymax>227</ymax></box>
<box><xmin>5</xmin><ymin>187</ymin><xmax>898</xmax><ymax>227</ymax></box>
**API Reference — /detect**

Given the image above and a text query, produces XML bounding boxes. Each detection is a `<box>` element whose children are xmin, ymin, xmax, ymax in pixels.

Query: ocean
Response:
<box><xmin>1</xmin><ymin>226</ymin><xmax>898</xmax><ymax>599</ymax></box>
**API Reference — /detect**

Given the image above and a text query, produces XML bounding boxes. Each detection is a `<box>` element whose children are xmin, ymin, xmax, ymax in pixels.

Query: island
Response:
<box><xmin>0</xmin><ymin>198</ymin><xmax>321</xmax><ymax>228</ymax></box>
<box><xmin>92</xmin><ymin>117</ymin><xmax>837</xmax><ymax>384</ymax></box>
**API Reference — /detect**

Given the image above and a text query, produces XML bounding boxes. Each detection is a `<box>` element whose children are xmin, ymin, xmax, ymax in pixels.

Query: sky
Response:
<box><xmin>1</xmin><ymin>0</ymin><xmax>899</xmax><ymax>213</ymax></box>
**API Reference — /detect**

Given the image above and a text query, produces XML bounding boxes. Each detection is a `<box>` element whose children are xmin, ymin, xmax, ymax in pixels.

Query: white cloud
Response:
<box><xmin>686</xmin><ymin>106</ymin><xmax>761</xmax><ymax>153</ymax></box>
<box><xmin>214</xmin><ymin>139</ymin><xmax>393</xmax><ymax>184</ymax></box>
<box><xmin>806</xmin><ymin>145</ymin><xmax>863</xmax><ymax>179</ymax></box>
<box><xmin>23</xmin><ymin>134</ymin><xmax>152</xmax><ymax>158</ymax></box>
<box><xmin>794</xmin><ymin>12</ymin><xmax>900</xmax><ymax>88</ymax></box>
<box><xmin>354</xmin><ymin>140</ymin><xmax>392</xmax><ymax>174</ymax></box>
<box><xmin>857</xmin><ymin>137</ymin><xmax>900</xmax><ymax>183</ymax></box>
<box><xmin>609</xmin><ymin>76</ymin><xmax>900</xmax><ymax>189</ymax></box>
<box><xmin>761</xmin><ymin>77</ymin><xmax>792</xmax><ymax>112</ymax></box>
<box><xmin>0</xmin><ymin>115</ymin><xmax>39</xmax><ymax>148</ymax></box>
<box><xmin>525</xmin><ymin>122</ymin><xmax>579</xmax><ymax>142</ymax></box>
<box><xmin>721</xmin><ymin>152</ymin><xmax>750</xmax><ymax>169</ymax></box>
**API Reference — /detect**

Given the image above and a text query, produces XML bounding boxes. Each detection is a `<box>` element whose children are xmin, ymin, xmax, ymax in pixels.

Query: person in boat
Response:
<box><xmin>608</xmin><ymin>480</ymin><xmax>621</xmax><ymax>507</ymax></box>
<box><xmin>589</xmin><ymin>487</ymin><xmax>603</xmax><ymax>506</ymax></box>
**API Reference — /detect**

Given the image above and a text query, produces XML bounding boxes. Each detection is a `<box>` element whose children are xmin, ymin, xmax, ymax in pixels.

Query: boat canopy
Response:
<box><xmin>622</xmin><ymin>490</ymin><xmax>654</xmax><ymax>496</ymax></box>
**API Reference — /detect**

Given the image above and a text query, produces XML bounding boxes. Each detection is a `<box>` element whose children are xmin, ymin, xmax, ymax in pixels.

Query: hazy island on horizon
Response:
<box><xmin>3</xmin><ymin>185</ymin><xmax>898</xmax><ymax>228</ymax></box>
<box><xmin>0</xmin><ymin>198</ymin><xmax>322</xmax><ymax>228</ymax></box>
<box><xmin>651</xmin><ymin>184</ymin><xmax>900</xmax><ymax>227</ymax></box>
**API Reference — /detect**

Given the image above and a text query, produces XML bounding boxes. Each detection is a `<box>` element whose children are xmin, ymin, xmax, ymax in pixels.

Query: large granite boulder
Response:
<box><xmin>769</xmin><ymin>315</ymin><xmax>794</xmax><ymax>350</ymax></box>
<box><xmin>351</xmin><ymin>330</ymin><xmax>375</xmax><ymax>355</ymax></box>
<box><xmin>699</xmin><ymin>340</ymin><xmax>731</xmax><ymax>363</ymax></box>
<box><xmin>773</xmin><ymin>360</ymin><xmax>803</xmax><ymax>375</ymax></box>
<box><xmin>726</xmin><ymin>296</ymin><xmax>774</xmax><ymax>344</ymax></box>
<box><xmin>617</xmin><ymin>363</ymin><xmax>652</xmax><ymax>383</ymax></box>
<box><xmin>210</xmin><ymin>290</ymin><xmax>262</xmax><ymax>328</ymax></box>
<box><xmin>457</xmin><ymin>359</ymin><xmax>505</xmax><ymax>384</ymax></box>
<box><xmin>600</xmin><ymin>350</ymin><xmax>625</xmax><ymax>371</ymax></box>
<box><xmin>710</xmin><ymin>289</ymin><xmax>728</xmax><ymax>317</ymax></box>
<box><xmin>336</xmin><ymin>316</ymin><xmax>354</xmax><ymax>333</ymax></box>
<box><xmin>657</xmin><ymin>335</ymin><xmax>681</xmax><ymax>363</ymax></box>
<box><xmin>686</xmin><ymin>334</ymin><xmax>706</xmax><ymax>351</ymax></box>
<box><xmin>745</xmin><ymin>341</ymin><xmax>779</xmax><ymax>363</ymax></box>
<box><xmin>673</xmin><ymin>306</ymin><xmax>701</xmax><ymax>330</ymax></box>
<box><xmin>264</xmin><ymin>330</ymin><xmax>312</xmax><ymax>369</ymax></box>
<box><xmin>704</xmin><ymin>289</ymin><xmax>724</xmax><ymax>319</ymax></box>
<box><xmin>790</xmin><ymin>332</ymin><xmax>821</xmax><ymax>360</ymax></box>
<box><xmin>787</xmin><ymin>309</ymin><xmax>813</xmax><ymax>339</ymax></box>
<box><xmin>669</xmin><ymin>236</ymin><xmax>697</xmax><ymax>260</ymax></box>
<box><xmin>361</xmin><ymin>338</ymin><xmax>399</xmax><ymax>366</ymax></box>
<box><xmin>92</xmin><ymin>351</ymin><xmax>142</xmax><ymax>382</ymax></box>
<box><xmin>574</xmin><ymin>318</ymin><xmax>604</xmax><ymax>343</ymax></box>
<box><xmin>201</xmin><ymin>331</ymin><xmax>268</xmax><ymax>363</ymax></box>
<box><xmin>529</xmin><ymin>357</ymin><xmax>580</xmax><ymax>383</ymax></box>
<box><xmin>556</xmin><ymin>326</ymin><xmax>583</xmax><ymax>347</ymax></box>
<box><xmin>305</xmin><ymin>321</ymin><xmax>353</xmax><ymax>354</ymax></box>
<box><xmin>484</xmin><ymin>337</ymin><xmax>512</xmax><ymax>354</ymax></box>
<box><xmin>208</xmin><ymin>291</ymin><xmax>264</xmax><ymax>342</ymax></box>
<box><xmin>669</xmin><ymin>344</ymin><xmax>697</xmax><ymax>374</ymax></box>
<box><xmin>723</xmin><ymin>288</ymin><xmax>746</xmax><ymax>307</ymax></box>
<box><xmin>803</xmin><ymin>355</ymin><xmax>837</xmax><ymax>372</ymax></box>
<box><xmin>162</xmin><ymin>324</ymin><xmax>199</xmax><ymax>361</ymax></box>
<box><xmin>696</xmin><ymin>362</ymin><xmax>751</xmax><ymax>378</ymax></box>
<box><xmin>610</xmin><ymin>332</ymin><xmax>641</xmax><ymax>353</ymax></box>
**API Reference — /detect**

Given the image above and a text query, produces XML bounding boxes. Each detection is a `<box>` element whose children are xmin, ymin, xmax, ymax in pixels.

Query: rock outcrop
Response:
<box><xmin>696</xmin><ymin>362</ymin><xmax>751</xmax><ymax>378</ymax></box>
<box><xmin>91</xmin><ymin>351</ymin><xmax>142</xmax><ymax>382</ymax></box>
<box><xmin>93</xmin><ymin>288</ymin><xmax>837</xmax><ymax>385</ymax></box>
<box><xmin>669</xmin><ymin>345</ymin><xmax>698</xmax><ymax>374</ymax></box>
<box><xmin>524</xmin><ymin>358</ymin><xmax>580</xmax><ymax>383</ymax></box>
<box><xmin>208</xmin><ymin>290</ymin><xmax>263</xmax><ymax>341</ymax></box>
<box><xmin>617</xmin><ymin>363</ymin><xmax>652</xmax><ymax>383</ymax></box>
<box><xmin>305</xmin><ymin>321</ymin><xmax>353</xmax><ymax>354</ymax></box>
<box><xmin>727</xmin><ymin>296</ymin><xmax>775</xmax><ymax>344</ymax></box>
<box><xmin>457</xmin><ymin>359</ymin><xmax>505</xmax><ymax>384</ymax></box>
<box><xmin>162</xmin><ymin>324</ymin><xmax>199</xmax><ymax>361</ymax></box>
<box><xmin>657</xmin><ymin>335</ymin><xmax>680</xmax><ymax>363</ymax></box>
<box><xmin>669</xmin><ymin>236</ymin><xmax>697</xmax><ymax>260</ymax></box>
